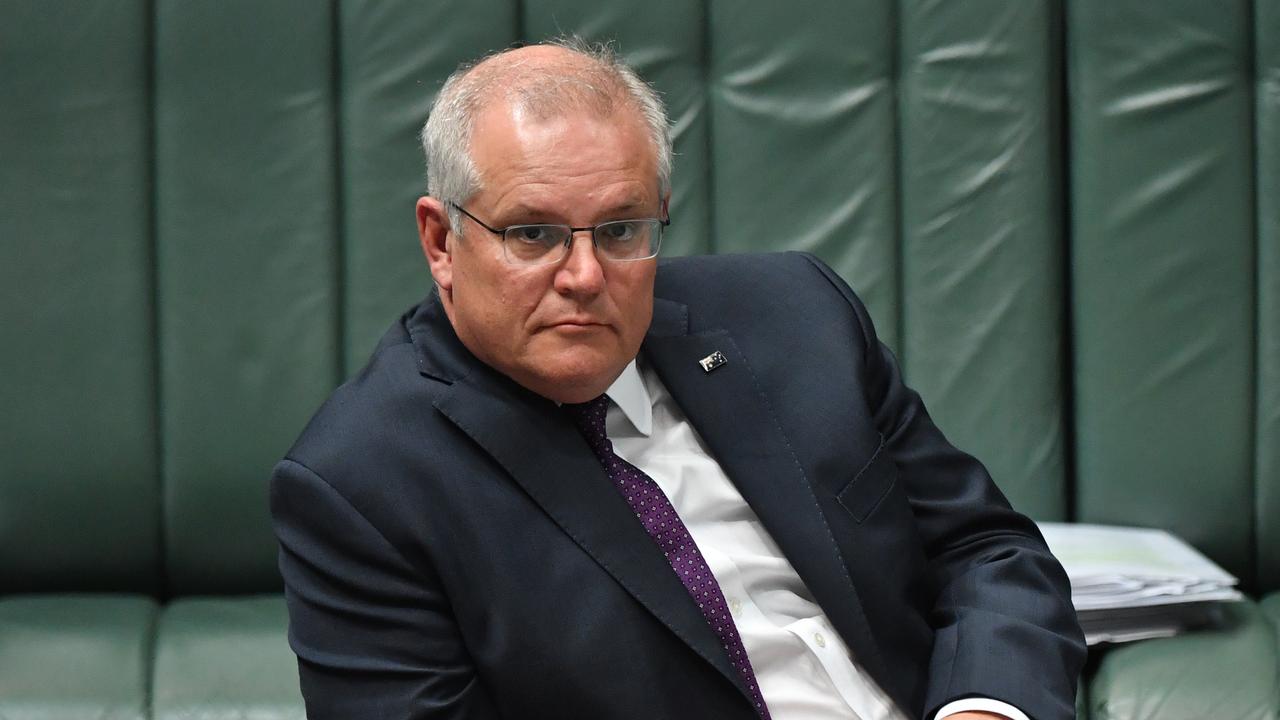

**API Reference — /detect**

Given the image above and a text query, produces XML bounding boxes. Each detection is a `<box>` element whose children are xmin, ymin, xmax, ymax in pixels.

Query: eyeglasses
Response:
<box><xmin>449</xmin><ymin>202</ymin><xmax>668</xmax><ymax>266</ymax></box>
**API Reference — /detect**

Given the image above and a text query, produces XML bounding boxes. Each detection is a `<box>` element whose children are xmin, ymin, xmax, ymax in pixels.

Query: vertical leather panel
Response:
<box><xmin>523</xmin><ymin>1</ymin><xmax>710</xmax><ymax>259</ymax></box>
<box><xmin>1069</xmin><ymin>1</ymin><xmax>1255</xmax><ymax>579</ymax></box>
<box><xmin>156</xmin><ymin>0</ymin><xmax>338</xmax><ymax>593</ymax></box>
<box><xmin>707</xmin><ymin>0</ymin><xmax>900</xmax><ymax>348</ymax></box>
<box><xmin>1257</xmin><ymin>0</ymin><xmax>1280</xmax><ymax>592</ymax></box>
<box><xmin>340</xmin><ymin>0</ymin><xmax>517</xmax><ymax>371</ymax></box>
<box><xmin>898</xmin><ymin>0</ymin><xmax>1066</xmax><ymax>520</ymax></box>
<box><xmin>0</xmin><ymin>2</ymin><xmax>158</xmax><ymax>592</ymax></box>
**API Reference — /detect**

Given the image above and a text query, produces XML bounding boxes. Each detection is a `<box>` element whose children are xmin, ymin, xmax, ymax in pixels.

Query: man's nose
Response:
<box><xmin>554</xmin><ymin>231</ymin><xmax>605</xmax><ymax>295</ymax></box>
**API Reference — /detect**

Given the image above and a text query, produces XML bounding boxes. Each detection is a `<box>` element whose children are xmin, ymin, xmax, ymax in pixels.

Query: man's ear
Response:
<box><xmin>417</xmin><ymin>196</ymin><xmax>453</xmax><ymax>292</ymax></box>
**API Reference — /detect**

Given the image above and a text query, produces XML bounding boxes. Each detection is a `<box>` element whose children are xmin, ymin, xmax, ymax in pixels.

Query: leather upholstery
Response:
<box><xmin>897</xmin><ymin>0</ymin><xmax>1067</xmax><ymax>521</ymax></box>
<box><xmin>155</xmin><ymin>0</ymin><xmax>340</xmax><ymax>595</ymax></box>
<box><xmin>1263</xmin><ymin>595</ymin><xmax>1280</xmax><ymax>652</ymax></box>
<box><xmin>1087</xmin><ymin>601</ymin><xmax>1280</xmax><ymax>719</ymax></box>
<box><xmin>1</xmin><ymin>0</ymin><xmax>1278</xmax><ymax>717</ymax></box>
<box><xmin>1257</xmin><ymin>0</ymin><xmax>1280</xmax><ymax>592</ymax></box>
<box><xmin>0</xmin><ymin>0</ymin><xmax>160</xmax><ymax>596</ymax></box>
<box><xmin>0</xmin><ymin>595</ymin><xmax>156</xmax><ymax>720</ymax></box>
<box><xmin>1069</xmin><ymin>0</ymin><xmax>1257</xmax><ymax>585</ymax></box>
<box><xmin>151</xmin><ymin>596</ymin><xmax>303</xmax><ymax>720</ymax></box>
<box><xmin>707</xmin><ymin>0</ymin><xmax>901</xmax><ymax>349</ymax></box>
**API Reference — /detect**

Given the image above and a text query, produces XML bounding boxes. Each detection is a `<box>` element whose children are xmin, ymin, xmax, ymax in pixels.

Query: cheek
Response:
<box><xmin>454</xmin><ymin>251</ymin><xmax>520</xmax><ymax>314</ymax></box>
<box><xmin>451</xmin><ymin>257</ymin><xmax>510</xmax><ymax>341</ymax></box>
<box><xmin>625</xmin><ymin>299</ymin><xmax>654</xmax><ymax>344</ymax></box>
<box><xmin>612</xmin><ymin>269</ymin><xmax>656</xmax><ymax>340</ymax></box>
<box><xmin>478</xmin><ymin>269</ymin><xmax>550</xmax><ymax>338</ymax></box>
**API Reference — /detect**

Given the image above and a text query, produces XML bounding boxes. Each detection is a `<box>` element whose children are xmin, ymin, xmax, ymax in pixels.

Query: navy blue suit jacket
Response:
<box><xmin>271</xmin><ymin>252</ymin><xmax>1085</xmax><ymax>720</ymax></box>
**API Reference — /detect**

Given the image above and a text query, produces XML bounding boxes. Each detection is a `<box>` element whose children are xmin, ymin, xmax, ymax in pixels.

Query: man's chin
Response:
<box><xmin>522</xmin><ymin>356</ymin><xmax>629</xmax><ymax>404</ymax></box>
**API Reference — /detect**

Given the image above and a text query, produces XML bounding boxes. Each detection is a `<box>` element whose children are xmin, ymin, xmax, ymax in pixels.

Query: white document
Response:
<box><xmin>1036</xmin><ymin>522</ymin><xmax>1243</xmax><ymax>644</ymax></box>
<box><xmin>1038</xmin><ymin>522</ymin><xmax>1236</xmax><ymax>585</ymax></box>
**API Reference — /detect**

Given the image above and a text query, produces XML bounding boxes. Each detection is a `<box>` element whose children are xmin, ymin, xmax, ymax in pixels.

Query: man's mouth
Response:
<box><xmin>547</xmin><ymin>318</ymin><xmax>608</xmax><ymax>331</ymax></box>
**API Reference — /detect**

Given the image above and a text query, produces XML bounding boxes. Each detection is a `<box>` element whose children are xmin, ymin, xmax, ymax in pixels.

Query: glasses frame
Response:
<box><xmin>448</xmin><ymin>202</ymin><xmax>669</xmax><ymax>266</ymax></box>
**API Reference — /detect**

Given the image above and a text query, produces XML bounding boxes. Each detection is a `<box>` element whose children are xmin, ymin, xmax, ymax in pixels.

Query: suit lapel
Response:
<box><xmin>642</xmin><ymin>302</ymin><xmax>893</xmax><ymax>690</ymax></box>
<box><xmin>412</xmin><ymin>296</ymin><xmax>751</xmax><ymax>702</ymax></box>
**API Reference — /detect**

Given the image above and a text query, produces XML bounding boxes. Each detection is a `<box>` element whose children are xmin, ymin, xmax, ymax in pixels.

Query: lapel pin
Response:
<box><xmin>699</xmin><ymin>351</ymin><xmax>728</xmax><ymax>373</ymax></box>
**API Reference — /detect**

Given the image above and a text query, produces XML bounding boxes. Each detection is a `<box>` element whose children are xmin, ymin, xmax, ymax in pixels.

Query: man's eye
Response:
<box><xmin>602</xmin><ymin>222</ymin><xmax>637</xmax><ymax>241</ymax></box>
<box><xmin>514</xmin><ymin>226</ymin><xmax>553</xmax><ymax>244</ymax></box>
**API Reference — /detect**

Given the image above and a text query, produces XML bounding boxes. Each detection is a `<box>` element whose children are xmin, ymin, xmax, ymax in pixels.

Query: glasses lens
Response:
<box><xmin>503</xmin><ymin>225</ymin><xmax>571</xmax><ymax>264</ymax></box>
<box><xmin>595</xmin><ymin>220</ymin><xmax>661</xmax><ymax>260</ymax></box>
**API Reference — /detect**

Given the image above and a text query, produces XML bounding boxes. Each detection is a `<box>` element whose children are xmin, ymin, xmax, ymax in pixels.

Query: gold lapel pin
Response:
<box><xmin>699</xmin><ymin>351</ymin><xmax>728</xmax><ymax>373</ymax></box>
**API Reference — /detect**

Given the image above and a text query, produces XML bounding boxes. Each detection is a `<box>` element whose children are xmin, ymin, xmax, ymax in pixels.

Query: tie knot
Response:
<box><xmin>564</xmin><ymin>394</ymin><xmax>610</xmax><ymax>444</ymax></box>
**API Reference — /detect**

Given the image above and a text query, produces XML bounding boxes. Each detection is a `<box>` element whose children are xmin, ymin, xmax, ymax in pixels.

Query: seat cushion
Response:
<box><xmin>1263</xmin><ymin>592</ymin><xmax>1280</xmax><ymax>647</ymax></box>
<box><xmin>0</xmin><ymin>594</ymin><xmax>156</xmax><ymax>720</ymax></box>
<box><xmin>1087</xmin><ymin>599</ymin><xmax>1280</xmax><ymax>719</ymax></box>
<box><xmin>151</xmin><ymin>595</ymin><xmax>304</xmax><ymax>720</ymax></box>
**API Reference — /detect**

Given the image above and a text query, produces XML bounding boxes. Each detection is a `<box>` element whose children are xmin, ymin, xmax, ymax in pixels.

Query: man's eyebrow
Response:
<box><xmin>598</xmin><ymin>200</ymin><xmax>648</xmax><ymax>217</ymax></box>
<box><xmin>502</xmin><ymin>199</ymin><xmax>652</xmax><ymax>223</ymax></box>
<box><xmin>496</xmin><ymin>203</ymin><xmax>550</xmax><ymax>222</ymax></box>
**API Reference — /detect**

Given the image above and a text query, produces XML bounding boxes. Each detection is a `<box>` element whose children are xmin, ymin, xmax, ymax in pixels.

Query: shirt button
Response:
<box><xmin>729</xmin><ymin>597</ymin><xmax>743</xmax><ymax>616</ymax></box>
<box><xmin>814</xmin><ymin>632</ymin><xmax>826</xmax><ymax>648</ymax></box>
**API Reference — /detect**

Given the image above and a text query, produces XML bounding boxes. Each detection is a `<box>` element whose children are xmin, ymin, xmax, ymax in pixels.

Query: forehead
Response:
<box><xmin>468</xmin><ymin>101</ymin><xmax>658</xmax><ymax>213</ymax></box>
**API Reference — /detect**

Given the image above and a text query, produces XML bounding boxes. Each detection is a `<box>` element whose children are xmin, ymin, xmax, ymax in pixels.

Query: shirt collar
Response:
<box><xmin>605</xmin><ymin>358</ymin><xmax>653</xmax><ymax>436</ymax></box>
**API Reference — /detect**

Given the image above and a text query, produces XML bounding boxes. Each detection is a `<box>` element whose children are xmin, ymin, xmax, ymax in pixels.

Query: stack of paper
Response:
<box><xmin>1036</xmin><ymin>522</ymin><xmax>1244</xmax><ymax>645</ymax></box>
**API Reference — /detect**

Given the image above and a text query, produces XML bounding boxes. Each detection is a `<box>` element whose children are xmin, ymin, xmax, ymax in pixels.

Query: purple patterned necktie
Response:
<box><xmin>564</xmin><ymin>395</ymin><xmax>772</xmax><ymax>719</ymax></box>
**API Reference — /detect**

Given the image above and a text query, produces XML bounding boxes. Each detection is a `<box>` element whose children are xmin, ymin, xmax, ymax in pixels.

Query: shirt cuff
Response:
<box><xmin>933</xmin><ymin>697</ymin><xmax>1029</xmax><ymax>720</ymax></box>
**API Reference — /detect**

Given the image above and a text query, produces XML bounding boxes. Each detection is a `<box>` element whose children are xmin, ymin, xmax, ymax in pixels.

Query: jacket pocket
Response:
<box><xmin>837</xmin><ymin>436</ymin><xmax>897</xmax><ymax>523</ymax></box>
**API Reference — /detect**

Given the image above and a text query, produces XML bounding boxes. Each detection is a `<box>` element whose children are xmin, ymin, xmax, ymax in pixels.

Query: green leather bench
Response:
<box><xmin>2</xmin><ymin>1</ymin><xmax>1278</xmax><ymax>718</ymax></box>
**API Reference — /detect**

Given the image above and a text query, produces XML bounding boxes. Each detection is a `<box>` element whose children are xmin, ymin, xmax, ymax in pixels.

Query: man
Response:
<box><xmin>271</xmin><ymin>39</ymin><xmax>1085</xmax><ymax>720</ymax></box>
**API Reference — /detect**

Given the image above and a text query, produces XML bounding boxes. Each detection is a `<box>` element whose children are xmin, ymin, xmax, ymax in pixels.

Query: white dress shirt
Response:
<box><xmin>603</xmin><ymin>359</ymin><xmax>1027</xmax><ymax>720</ymax></box>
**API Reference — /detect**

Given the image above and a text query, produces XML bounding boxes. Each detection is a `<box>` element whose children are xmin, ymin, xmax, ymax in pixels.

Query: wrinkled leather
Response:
<box><xmin>1068</xmin><ymin>0</ymin><xmax>1256</xmax><ymax>582</ymax></box>
<box><xmin>898</xmin><ymin>0</ymin><xmax>1067</xmax><ymax>521</ymax></box>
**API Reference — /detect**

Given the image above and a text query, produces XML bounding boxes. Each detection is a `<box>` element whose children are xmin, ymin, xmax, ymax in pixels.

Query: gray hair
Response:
<box><xmin>420</xmin><ymin>37</ymin><xmax>673</xmax><ymax>237</ymax></box>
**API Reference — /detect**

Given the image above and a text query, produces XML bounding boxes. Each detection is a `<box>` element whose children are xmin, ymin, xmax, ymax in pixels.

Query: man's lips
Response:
<box><xmin>544</xmin><ymin>318</ymin><xmax>609</xmax><ymax>330</ymax></box>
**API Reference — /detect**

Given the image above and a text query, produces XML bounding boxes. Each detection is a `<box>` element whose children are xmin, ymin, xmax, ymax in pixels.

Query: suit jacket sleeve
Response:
<box><xmin>271</xmin><ymin>456</ymin><xmax>501</xmax><ymax>720</ymax></box>
<box><xmin>800</xmin><ymin>253</ymin><xmax>1086</xmax><ymax>720</ymax></box>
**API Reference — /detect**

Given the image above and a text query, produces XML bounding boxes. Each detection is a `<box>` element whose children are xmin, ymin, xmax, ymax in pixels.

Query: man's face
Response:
<box><xmin>418</xmin><ymin>103</ymin><xmax>662</xmax><ymax>404</ymax></box>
